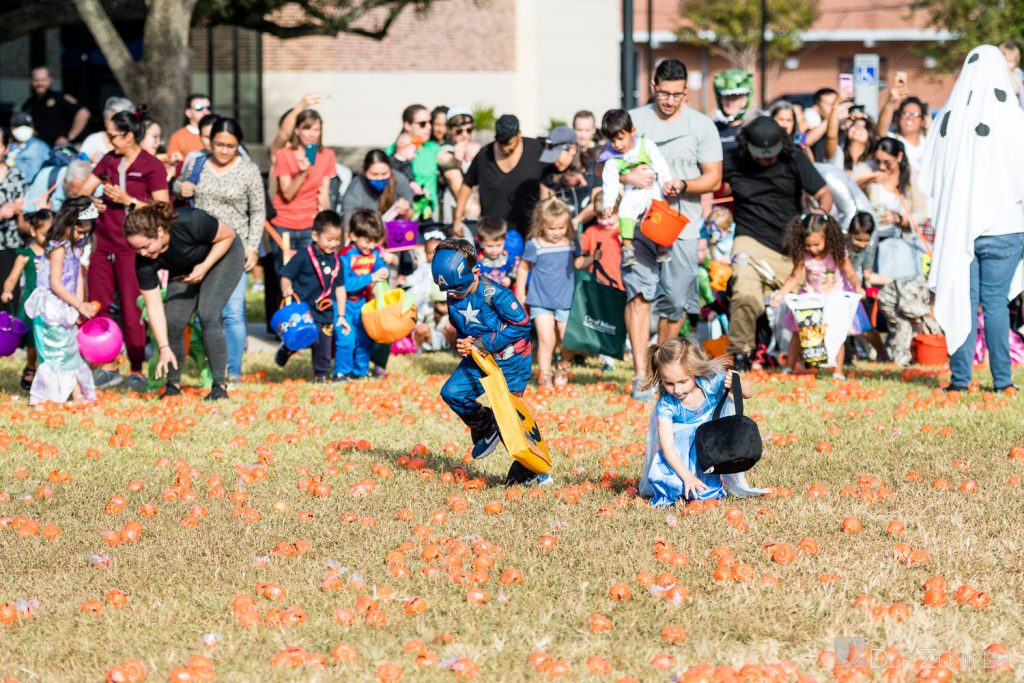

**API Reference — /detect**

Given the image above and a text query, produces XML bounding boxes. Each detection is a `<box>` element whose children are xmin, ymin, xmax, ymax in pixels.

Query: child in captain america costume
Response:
<box><xmin>432</xmin><ymin>238</ymin><xmax>548</xmax><ymax>486</ymax></box>
<box><xmin>336</xmin><ymin>210</ymin><xmax>390</xmax><ymax>379</ymax></box>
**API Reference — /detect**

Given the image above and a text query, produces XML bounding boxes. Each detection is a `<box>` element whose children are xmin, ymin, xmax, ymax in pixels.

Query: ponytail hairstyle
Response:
<box><xmin>783</xmin><ymin>213</ymin><xmax>846</xmax><ymax>266</ymax></box>
<box><xmin>109</xmin><ymin>104</ymin><xmax>149</xmax><ymax>145</ymax></box>
<box><xmin>124</xmin><ymin>202</ymin><xmax>178</xmax><ymax>240</ymax></box>
<box><xmin>28</xmin><ymin>208</ymin><xmax>54</xmax><ymax>234</ymax></box>
<box><xmin>362</xmin><ymin>149</ymin><xmax>396</xmax><ymax>212</ymax></box>
<box><xmin>529</xmin><ymin>196</ymin><xmax>575</xmax><ymax>242</ymax></box>
<box><xmin>641</xmin><ymin>337</ymin><xmax>724</xmax><ymax>393</ymax></box>
<box><xmin>48</xmin><ymin>196</ymin><xmax>96</xmax><ymax>246</ymax></box>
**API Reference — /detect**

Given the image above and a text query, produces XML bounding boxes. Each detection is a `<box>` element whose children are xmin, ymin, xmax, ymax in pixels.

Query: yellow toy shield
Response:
<box><xmin>471</xmin><ymin>349</ymin><xmax>552</xmax><ymax>474</ymax></box>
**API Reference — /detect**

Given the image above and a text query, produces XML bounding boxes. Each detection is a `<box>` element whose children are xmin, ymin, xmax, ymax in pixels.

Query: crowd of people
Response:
<box><xmin>1</xmin><ymin>46</ymin><xmax>1023</xmax><ymax>417</ymax></box>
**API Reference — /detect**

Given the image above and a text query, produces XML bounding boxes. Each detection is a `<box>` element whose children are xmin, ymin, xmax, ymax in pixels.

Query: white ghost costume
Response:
<box><xmin>921</xmin><ymin>45</ymin><xmax>1024</xmax><ymax>354</ymax></box>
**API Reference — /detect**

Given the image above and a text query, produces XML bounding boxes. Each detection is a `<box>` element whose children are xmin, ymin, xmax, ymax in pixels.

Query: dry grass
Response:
<box><xmin>0</xmin><ymin>351</ymin><xmax>1022</xmax><ymax>682</ymax></box>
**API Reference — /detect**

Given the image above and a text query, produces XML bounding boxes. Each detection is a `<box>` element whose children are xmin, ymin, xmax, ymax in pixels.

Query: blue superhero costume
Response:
<box><xmin>440</xmin><ymin>276</ymin><xmax>533</xmax><ymax>423</ymax></box>
<box><xmin>336</xmin><ymin>244</ymin><xmax>388</xmax><ymax>377</ymax></box>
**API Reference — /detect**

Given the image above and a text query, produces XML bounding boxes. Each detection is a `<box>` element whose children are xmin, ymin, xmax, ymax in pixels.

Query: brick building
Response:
<box><xmin>0</xmin><ymin>0</ymin><xmax>965</xmax><ymax>154</ymax></box>
<box><xmin>627</xmin><ymin>0</ymin><xmax>959</xmax><ymax>117</ymax></box>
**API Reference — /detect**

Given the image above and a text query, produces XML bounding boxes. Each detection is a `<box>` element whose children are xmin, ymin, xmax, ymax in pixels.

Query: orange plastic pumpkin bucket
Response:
<box><xmin>361</xmin><ymin>284</ymin><xmax>417</xmax><ymax>344</ymax></box>
<box><xmin>702</xmin><ymin>335</ymin><xmax>730</xmax><ymax>359</ymax></box>
<box><xmin>912</xmin><ymin>334</ymin><xmax>947</xmax><ymax>366</ymax></box>
<box><xmin>640</xmin><ymin>199</ymin><xmax>690</xmax><ymax>247</ymax></box>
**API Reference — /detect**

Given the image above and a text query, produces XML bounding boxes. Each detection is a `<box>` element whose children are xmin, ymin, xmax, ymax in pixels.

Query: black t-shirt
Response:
<box><xmin>280</xmin><ymin>244</ymin><xmax>344</xmax><ymax>324</ymax></box>
<box><xmin>464</xmin><ymin>138</ymin><xmax>548</xmax><ymax>235</ymax></box>
<box><xmin>22</xmin><ymin>90</ymin><xmax>81</xmax><ymax>146</ymax></box>
<box><xmin>723</xmin><ymin>149</ymin><xmax>826</xmax><ymax>254</ymax></box>
<box><xmin>135</xmin><ymin>207</ymin><xmax>219</xmax><ymax>290</ymax></box>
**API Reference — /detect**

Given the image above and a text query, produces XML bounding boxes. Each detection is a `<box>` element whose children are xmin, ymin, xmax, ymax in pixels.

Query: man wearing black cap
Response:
<box><xmin>21</xmin><ymin>66</ymin><xmax>90</xmax><ymax>147</ymax></box>
<box><xmin>540</xmin><ymin>125</ymin><xmax>595</xmax><ymax>221</ymax></box>
<box><xmin>453</xmin><ymin>114</ymin><xmax>548</xmax><ymax>238</ymax></box>
<box><xmin>723</xmin><ymin>116</ymin><xmax>833</xmax><ymax>370</ymax></box>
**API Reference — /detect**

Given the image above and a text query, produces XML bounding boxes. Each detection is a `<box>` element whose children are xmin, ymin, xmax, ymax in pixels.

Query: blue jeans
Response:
<box><xmin>222</xmin><ymin>272</ymin><xmax>248</xmax><ymax>379</ymax></box>
<box><xmin>949</xmin><ymin>232</ymin><xmax>1024</xmax><ymax>388</ymax></box>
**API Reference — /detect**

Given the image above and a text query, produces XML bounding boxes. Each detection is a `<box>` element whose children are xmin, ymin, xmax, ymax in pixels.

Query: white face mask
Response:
<box><xmin>11</xmin><ymin>126</ymin><xmax>33</xmax><ymax>143</ymax></box>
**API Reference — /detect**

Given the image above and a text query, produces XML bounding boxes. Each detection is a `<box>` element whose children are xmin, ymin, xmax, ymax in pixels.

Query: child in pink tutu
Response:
<box><xmin>771</xmin><ymin>213</ymin><xmax>865</xmax><ymax>379</ymax></box>
<box><xmin>23</xmin><ymin>197</ymin><xmax>98</xmax><ymax>405</ymax></box>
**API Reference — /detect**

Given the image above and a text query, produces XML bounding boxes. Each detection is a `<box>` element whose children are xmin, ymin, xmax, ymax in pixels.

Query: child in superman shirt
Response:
<box><xmin>336</xmin><ymin>209</ymin><xmax>390</xmax><ymax>379</ymax></box>
<box><xmin>432</xmin><ymin>238</ymin><xmax>549</xmax><ymax>486</ymax></box>
<box><xmin>275</xmin><ymin>210</ymin><xmax>348</xmax><ymax>382</ymax></box>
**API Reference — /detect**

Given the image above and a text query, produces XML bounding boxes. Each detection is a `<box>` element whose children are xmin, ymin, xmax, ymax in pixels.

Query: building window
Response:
<box><xmin>192</xmin><ymin>26</ymin><xmax>263</xmax><ymax>143</ymax></box>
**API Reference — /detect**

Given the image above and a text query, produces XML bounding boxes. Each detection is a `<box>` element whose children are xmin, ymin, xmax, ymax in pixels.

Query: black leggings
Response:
<box><xmin>163</xmin><ymin>237</ymin><xmax>244</xmax><ymax>387</ymax></box>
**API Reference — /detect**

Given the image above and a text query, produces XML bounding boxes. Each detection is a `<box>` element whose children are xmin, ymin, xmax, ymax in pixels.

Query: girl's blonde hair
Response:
<box><xmin>529</xmin><ymin>196</ymin><xmax>576</xmax><ymax>242</ymax></box>
<box><xmin>642</xmin><ymin>337</ymin><xmax>724</xmax><ymax>392</ymax></box>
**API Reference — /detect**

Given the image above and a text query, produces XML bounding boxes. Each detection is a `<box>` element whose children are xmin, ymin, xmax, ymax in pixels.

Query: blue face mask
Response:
<box><xmin>367</xmin><ymin>178</ymin><xmax>389</xmax><ymax>192</ymax></box>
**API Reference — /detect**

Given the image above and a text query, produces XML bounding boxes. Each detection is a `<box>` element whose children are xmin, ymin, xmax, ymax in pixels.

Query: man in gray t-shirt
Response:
<box><xmin>621</xmin><ymin>59</ymin><xmax>723</xmax><ymax>400</ymax></box>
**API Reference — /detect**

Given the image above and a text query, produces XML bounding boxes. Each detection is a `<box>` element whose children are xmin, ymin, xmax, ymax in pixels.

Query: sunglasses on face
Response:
<box><xmin>192</xmin><ymin>104</ymin><xmax>210</xmax><ymax>112</ymax></box>
<box><xmin>452</xmin><ymin>126</ymin><xmax>474</xmax><ymax>135</ymax></box>
<box><xmin>412</xmin><ymin>120</ymin><xmax>430</xmax><ymax>128</ymax></box>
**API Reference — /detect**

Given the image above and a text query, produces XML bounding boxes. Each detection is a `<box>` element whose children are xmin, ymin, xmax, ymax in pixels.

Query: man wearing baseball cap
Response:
<box><xmin>723</xmin><ymin>116</ymin><xmax>833</xmax><ymax>370</ymax></box>
<box><xmin>453</xmin><ymin>114</ymin><xmax>549</xmax><ymax>238</ymax></box>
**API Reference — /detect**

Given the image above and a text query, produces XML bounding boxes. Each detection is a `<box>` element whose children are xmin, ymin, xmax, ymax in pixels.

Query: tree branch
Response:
<box><xmin>227</xmin><ymin>0</ymin><xmax>426</xmax><ymax>40</ymax></box>
<box><xmin>69</xmin><ymin>0</ymin><xmax>141</xmax><ymax>94</ymax></box>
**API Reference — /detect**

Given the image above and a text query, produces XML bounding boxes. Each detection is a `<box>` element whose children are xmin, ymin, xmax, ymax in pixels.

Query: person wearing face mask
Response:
<box><xmin>5</xmin><ymin>113</ymin><xmax>51</xmax><ymax>184</ymax></box>
<box><xmin>340</xmin><ymin>149</ymin><xmax>414</xmax><ymax>230</ymax></box>
<box><xmin>0</xmin><ymin>127</ymin><xmax>28</xmax><ymax>317</ymax></box>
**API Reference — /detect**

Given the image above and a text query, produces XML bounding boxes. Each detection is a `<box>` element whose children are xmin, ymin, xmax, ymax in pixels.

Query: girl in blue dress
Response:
<box><xmin>638</xmin><ymin>338</ymin><xmax>767</xmax><ymax>507</ymax></box>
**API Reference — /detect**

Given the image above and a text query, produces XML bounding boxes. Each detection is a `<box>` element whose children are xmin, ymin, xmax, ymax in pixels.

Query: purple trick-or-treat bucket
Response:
<box><xmin>385</xmin><ymin>220</ymin><xmax>419</xmax><ymax>251</ymax></box>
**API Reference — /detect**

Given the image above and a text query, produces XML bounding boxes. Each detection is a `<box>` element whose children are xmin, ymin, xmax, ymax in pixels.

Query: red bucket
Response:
<box><xmin>913</xmin><ymin>334</ymin><xmax>947</xmax><ymax>366</ymax></box>
<box><xmin>639</xmin><ymin>199</ymin><xmax>689</xmax><ymax>247</ymax></box>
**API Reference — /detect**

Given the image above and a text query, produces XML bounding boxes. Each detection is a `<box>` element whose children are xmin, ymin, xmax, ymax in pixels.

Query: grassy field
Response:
<box><xmin>0</xmin><ymin>350</ymin><xmax>1021</xmax><ymax>682</ymax></box>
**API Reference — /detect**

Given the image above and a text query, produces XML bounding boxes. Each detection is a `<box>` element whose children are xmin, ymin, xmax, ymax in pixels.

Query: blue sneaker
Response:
<box><xmin>471</xmin><ymin>426</ymin><xmax>501</xmax><ymax>459</ymax></box>
<box><xmin>93</xmin><ymin>368</ymin><xmax>123</xmax><ymax>389</ymax></box>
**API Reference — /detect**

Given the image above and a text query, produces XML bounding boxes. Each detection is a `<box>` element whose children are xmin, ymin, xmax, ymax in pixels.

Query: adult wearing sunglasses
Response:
<box><xmin>386</xmin><ymin>104</ymin><xmax>440</xmax><ymax>221</ymax></box>
<box><xmin>166</xmin><ymin>94</ymin><xmax>212</xmax><ymax>167</ymax></box>
<box><xmin>78</xmin><ymin>106</ymin><xmax>171</xmax><ymax>391</ymax></box>
<box><xmin>436</xmin><ymin>106</ymin><xmax>481</xmax><ymax>228</ymax></box>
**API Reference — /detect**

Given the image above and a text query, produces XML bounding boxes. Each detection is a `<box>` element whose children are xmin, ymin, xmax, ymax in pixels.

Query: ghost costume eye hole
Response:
<box><xmin>968</xmin><ymin>53</ymin><xmax>980</xmax><ymax>64</ymax></box>
<box><xmin>995</xmin><ymin>88</ymin><xmax>1007</xmax><ymax>102</ymax></box>
<box><xmin>940</xmin><ymin>111</ymin><xmax>950</xmax><ymax>137</ymax></box>
<box><xmin>976</xmin><ymin>123</ymin><xmax>990</xmax><ymax>136</ymax></box>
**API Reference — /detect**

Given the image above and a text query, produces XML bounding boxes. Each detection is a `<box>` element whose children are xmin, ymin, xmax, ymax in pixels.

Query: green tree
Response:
<box><xmin>676</xmin><ymin>0</ymin><xmax>818</xmax><ymax>77</ymax></box>
<box><xmin>0</xmin><ymin>0</ymin><xmax>435</xmax><ymax>133</ymax></box>
<box><xmin>914</xmin><ymin>0</ymin><xmax>1023</xmax><ymax>70</ymax></box>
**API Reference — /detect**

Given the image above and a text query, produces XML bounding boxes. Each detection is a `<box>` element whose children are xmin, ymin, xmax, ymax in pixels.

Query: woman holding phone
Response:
<box><xmin>79</xmin><ymin>105</ymin><xmax>170</xmax><ymax>391</ymax></box>
<box><xmin>270</xmin><ymin>109</ymin><xmax>336</xmax><ymax>274</ymax></box>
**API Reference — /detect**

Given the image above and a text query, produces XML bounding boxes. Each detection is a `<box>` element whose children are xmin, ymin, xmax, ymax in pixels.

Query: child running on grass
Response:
<box><xmin>2</xmin><ymin>209</ymin><xmax>50</xmax><ymax>391</ymax></box>
<box><xmin>771</xmin><ymin>213</ymin><xmax>865</xmax><ymax>379</ymax></box>
<box><xmin>638</xmin><ymin>338</ymin><xmax>766</xmax><ymax>506</ymax></box>
<box><xmin>23</xmin><ymin>197</ymin><xmax>98</xmax><ymax>405</ymax></box>
<box><xmin>433</xmin><ymin>238</ymin><xmax>547</xmax><ymax>486</ymax></box>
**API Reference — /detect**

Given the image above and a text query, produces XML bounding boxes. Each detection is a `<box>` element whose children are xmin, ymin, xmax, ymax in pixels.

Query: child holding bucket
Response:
<box><xmin>22</xmin><ymin>197</ymin><xmax>98</xmax><ymax>405</ymax></box>
<box><xmin>638</xmin><ymin>338</ymin><xmax>767</xmax><ymax>506</ymax></box>
<box><xmin>274</xmin><ymin>210</ymin><xmax>349</xmax><ymax>382</ymax></box>
<box><xmin>599</xmin><ymin>109</ymin><xmax>684</xmax><ymax>267</ymax></box>
<box><xmin>2</xmin><ymin>209</ymin><xmax>50</xmax><ymax>391</ymax></box>
<box><xmin>432</xmin><ymin>238</ymin><xmax>545</xmax><ymax>486</ymax></box>
<box><xmin>770</xmin><ymin>214</ymin><xmax>866</xmax><ymax>379</ymax></box>
<box><xmin>336</xmin><ymin>209</ymin><xmax>389</xmax><ymax>379</ymax></box>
